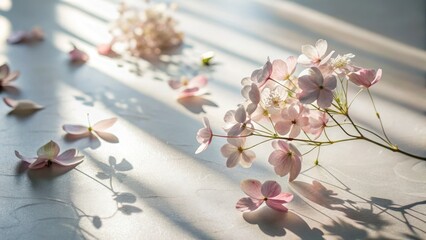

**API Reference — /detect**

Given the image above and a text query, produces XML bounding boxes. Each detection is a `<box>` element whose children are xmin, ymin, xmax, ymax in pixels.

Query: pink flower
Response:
<box><xmin>297</xmin><ymin>67</ymin><xmax>337</xmax><ymax>109</ymax></box>
<box><xmin>236</xmin><ymin>179</ymin><xmax>293</xmax><ymax>212</ymax></box>
<box><xmin>7</xmin><ymin>26</ymin><xmax>44</xmax><ymax>44</ymax></box>
<box><xmin>309</xmin><ymin>111</ymin><xmax>329</xmax><ymax>139</ymax></box>
<box><xmin>271</xmin><ymin>56</ymin><xmax>297</xmax><ymax>81</ymax></box>
<box><xmin>220</xmin><ymin>138</ymin><xmax>255</xmax><ymax>168</ymax></box>
<box><xmin>268</xmin><ymin>140</ymin><xmax>302</xmax><ymax>181</ymax></box>
<box><xmin>275</xmin><ymin>104</ymin><xmax>309</xmax><ymax>138</ymax></box>
<box><xmin>15</xmin><ymin>140</ymin><xmax>84</xmax><ymax>169</ymax></box>
<box><xmin>69</xmin><ymin>44</ymin><xmax>89</xmax><ymax>63</ymax></box>
<box><xmin>168</xmin><ymin>75</ymin><xmax>208</xmax><ymax>98</ymax></box>
<box><xmin>241</xmin><ymin>83</ymin><xmax>260</xmax><ymax>114</ymax></box>
<box><xmin>298</xmin><ymin>39</ymin><xmax>334</xmax><ymax>66</ymax></box>
<box><xmin>248</xmin><ymin>58</ymin><xmax>272</xmax><ymax>88</ymax></box>
<box><xmin>97</xmin><ymin>42</ymin><xmax>118</xmax><ymax>57</ymax></box>
<box><xmin>63</xmin><ymin>117</ymin><xmax>118</xmax><ymax>142</ymax></box>
<box><xmin>195</xmin><ymin>117</ymin><xmax>213</xmax><ymax>154</ymax></box>
<box><xmin>226</xmin><ymin>105</ymin><xmax>254</xmax><ymax>136</ymax></box>
<box><xmin>348</xmin><ymin>68</ymin><xmax>382</xmax><ymax>88</ymax></box>
<box><xmin>0</xmin><ymin>63</ymin><xmax>19</xmax><ymax>87</ymax></box>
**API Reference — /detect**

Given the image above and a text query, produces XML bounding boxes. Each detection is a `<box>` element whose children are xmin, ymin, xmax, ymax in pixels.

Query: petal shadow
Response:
<box><xmin>243</xmin><ymin>207</ymin><xmax>324</xmax><ymax>239</ymax></box>
<box><xmin>177</xmin><ymin>95</ymin><xmax>218</xmax><ymax>114</ymax></box>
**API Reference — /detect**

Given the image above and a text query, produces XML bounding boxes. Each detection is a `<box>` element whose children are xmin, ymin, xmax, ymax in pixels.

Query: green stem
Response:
<box><xmin>367</xmin><ymin>88</ymin><xmax>393</xmax><ymax>145</ymax></box>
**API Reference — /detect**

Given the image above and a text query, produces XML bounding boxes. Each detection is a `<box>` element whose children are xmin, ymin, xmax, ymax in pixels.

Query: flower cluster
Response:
<box><xmin>195</xmin><ymin>39</ymin><xmax>423</xmax><ymax>186</ymax></box>
<box><xmin>108</xmin><ymin>1</ymin><xmax>183</xmax><ymax>57</ymax></box>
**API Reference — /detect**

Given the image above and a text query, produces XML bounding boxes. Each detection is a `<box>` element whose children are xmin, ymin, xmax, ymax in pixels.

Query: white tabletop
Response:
<box><xmin>1</xmin><ymin>0</ymin><xmax>425</xmax><ymax>239</ymax></box>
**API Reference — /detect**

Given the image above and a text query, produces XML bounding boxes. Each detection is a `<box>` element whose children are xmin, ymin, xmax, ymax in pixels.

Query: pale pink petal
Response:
<box><xmin>7</xmin><ymin>31</ymin><xmax>27</xmax><ymax>44</ymax></box>
<box><xmin>277</xmin><ymin>140</ymin><xmax>290</xmax><ymax>152</ymax></box>
<box><xmin>1</xmin><ymin>71</ymin><xmax>20</xmax><ymax>85</ymax></box>
<box><xmin>319</xmin><ymin>50</ymin><xmax>335</xmax><ymax>65</ymax></box>
<box><xmin>285</xmin><ymin>56</ymin><xmax>297</xmax><ymax>75</ymax></box>
<box><xmin>288</xmin><ymin>156</ymin><xmax>302</xmax><ymax>182</ymax></box>
<box><xmin>97</xmin><ymin>43</ymin><xmax>114</xmax><ymax>56</ymax></box>
<box><xmin>195</xmin><ymin>142</ymin><xmax>208</xmax><ymax>154</ymax></box>
<box><xmin>196</xmin><ymin>128</ymin><xmax>212</xmax><ymax>144</ymax></box>
<box><xmin>324</xmin><ymin>75</ymin><xmax>337</xmax><ymax>90</ymax></box>
<box><xmin>241</xmin><ymin>179</ymin><xmax>263</xmax><ymax>199</ymax></box>
<box><xmin>289</xmin><ymin>125</ymin><xmax>301</xmax><ymax>138</ymax></box>
<box><xmin>301</xmin><ymin>45</ymin><xmax>318</xmax><ymax>60</ymax></box>
<box><xmin>269</xmin><ymin>192</ymin><xmax>294</xmax><ymax>203</ymax></box>
<box><xmin>273</xmin><ymin>156</ymin><xmax>292</xmax><ymax>177</ymax></box>
<box><xmin>93</xmin><ymin>118</ymin><xmax>117</xmax><ymax>131</ymax></box>
<box><xmin>261</xmin><ymin>181</ymin><xmax>281</xmax><ymax>198</ymax></box>
<box><xmin>226</xmin><ymin>152</ymin><xmax>240</xmax><ymax>168</ymax></box>
<box><xmin>241</xmin><ymin>85</ymin><xmax>251</xmax><ymax>99</ymax></box>
<box><xmin>227</xmin><ymin>123</ymin><xmax>244</xmax><ymax>136</ymax></box>
<box><xmin>15</xmin><ymin>150</ymin><xmax>36</xmax><ymax>164</ymax></box>
<box><xmin>297</xmin><ymin>54</ymin><xmax>312</xmax><ymax>65</ymax></box>
<box><xmin>0</xmin><ymin>64</ymin><xmax>10</xmax><ymax>79</ymax></box>
<box><xmin>179</xmin><ymin>87</ymin><xmax>199</xmax><ymax>98</ymax></box>
<box><xmin>96</xmin><ymin>131</ymin><xmax>119</xmax><ymax>143</ymax></box>
<box><xmin>275</xmin><ymin>120</ymin><xmax>291</xmax><ymax>135</ymax></box>
<box><xmin>3</xmin><ymin>97</ymin><xmax>44</xmax><ymax>110</ymax></box>
<box><xmin>63</xmin><ymin>124</ymin><xmax>89</xmax><ymax>135</ymax></box>
<box><xmin>236</xmin><ymin>197</ymin><xmax>263</xmax><ymax>212</ymax></box>
<box><xmin>220</xmin><ymin>143</ymin><xmax>236</xmax><ymax>157</ymax></box>
<box><xmin>37</xmin><ymin>141</ymin><xmax>60</xmax><ymax>159</ymax></box>
<box><xmin>372</xmin><ymin>68</ymin><xmax>382</xmax><ymax>86</ymax></box>
<box><xmin>315</xmin><ymin>39</ymin><xmax>327</xmax><ymax>57</ymax></box>
<box><xmin>29</xmin><ymin>27</ymin><xmax>44</xmax><ymax>41</ymax></box>
<box><xmin>29</xmin><ymin>158</ymin><xmax>47</xmax><ymax>169</ymax></box>
<box><xmin>240</xmin><ymin>150</ymin><xmax>255</xmax><ymax>168</ymax></box>
<box><xmin>202</xmin><ymin>117</ymin><xmax>210</xmax><ymax>129</ymax></box>
<box><xmin>234</xmin><ymin>105</ymin><xmax>246</xmax><ymax>123</ymax></box>
<box><xmin>69</xmin><ymin>47</ymin><xmax>89</xmax><ymax>62</ymax></box>
<box><xmin>298</xmin><ymin>90</ymin><xmax>319</xmax><ymax>105</ymax></box>
<box><xmin>55</xmin><ymin>155</ymin><xmax>84</xmax><ymax>166</ymax></box>
<box><xmin>268</xmin><ymin>150</ymin><xmax>286</xmax><ymax>166</ymax></box>
<box><xmin>188</xmin><ymin>75</ymin><xmax>208</xmax><ymax>89</ymax></box>
<box><xmin>317</xmin><ymin>89</ymin><xmax>334</xmax><ymax>109</ymax></box>
<box><xmin>228</xmin><ymin>137</ymin><xmax>244</xmax><ymax>147</ymax></box>
<box><xmin>168</xmin><ymin>79</ymin><xmax>182</xmax><ymax>89</ymax></box>
<box><xmin>224</xmin><ymin>110</ymin><xmax>236</xmax><ymax>123</ymax></box>
<box><xmin>265</xmin><ymin>200</ymin><xmax>289</xmax><ymax>212</ymax></box>
<box><xmin>56</xmin><ymin>149</ymin><xmax>77</xmax><ymax>161</ymax></box>
<box><xmin>271</xmin><ymin>59</ymin><xmax>288</xmax><ymax>80</ymax></box>
<box><xmin>289</xmin><ymin>143</ymin><xmax>302</xmax><ymax>158</ymax></box>
<box><xmin>248</xmin><ymin>83</ymin><xmax>260</xmax><ymax>104</ymax></box>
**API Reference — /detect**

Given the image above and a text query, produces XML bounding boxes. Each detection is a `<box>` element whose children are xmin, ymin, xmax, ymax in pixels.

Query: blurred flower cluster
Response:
<box><xmin>108</xmin><ymin>1</ymin><xmax>183</xmax><ymax>57</ymax></box>
<box><xmin>195</xmin><ymin>39</ymin><xmax>422</xmax><ymax>183</ymax></box>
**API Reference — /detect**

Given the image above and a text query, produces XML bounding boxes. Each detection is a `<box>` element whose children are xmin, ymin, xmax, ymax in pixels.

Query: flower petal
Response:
<box><xmin>7</xmin><ymin>31</ymin><xmax>27</xmax><ymax>44</ymax></box>
<box><xmin>234</xmin><ymin>105</ymin><xmax>246</xmax><ymax>123</ymax></box>
<box><xmin>188</xmin><ymin>75</ymin><xmax>208</xmax><ymax>89</ymax></box>
<box><xmin>241</xmin><ymin>179</ymin><xmax>263</xmax><ymax>199</ymax></box>
<box><xmin>261</xmin><ymin>181</ymin><xmax>281</xmax><ymax>198</ymax></box>
<box><xmin>179</xmin><ymin>87</ymin><xmax>199</xmax><ymax>98</ymax></box>
<box><xmin>265</xmin><ymin>200</ymin><xmax>289</xmax><ymax>212</ymax></box>
<box><xmin>275</xmin><ymin>120</ymin><xmax>291</xmax><ymax>135</ymax></box>
<box><xmin>236</xmin><ymin>197</ymin><xmax>263</xmax><ymax>212</ymax></box>
<box><xmin>56</xmin><ymin>149</ymin><xmax>77</xmax><ymax>161</ymax></box>
<box><xmin>315</xmin><ymin>39</ymin><xmax>327</xmax><ymax>57</ymax></box>
<box><xmin>317</xmin><ymin>89</ymin><xmax>333</xmax><ymax>109</ymax></box>
<box><xmin>226</xmin><ymin>151</ymin><xmax>240</xmax><ymax>168</ymax></box>
<box><xmin>285</xmin><ymin>56</ymin><xmax>297</xmax><ymax>75</ymax></box>
<box><xmin>15</xmin><ymin>150</ymin><xmax>36</xmax><ymax>164</ymax></box>
<box><xmin>29</xmin><ymin>158</ymin><xmax>47</xmax><ymax>169</ymax></box>
<box><xmin>0</xmin><ymin>64</ymin><xmax>10</xmax><ymax>79</ymax></box>
<box><xmin>63</xmin><ymin>124</ymin><xmax>89</xmax><ymax>135</ymax></box>
<box><xmin>1</xmin><ymin>71</ymin><xmax>20</xmax><ymax>85</ymax></box>
<box><xmin>69</xmin><ymin>46</ymin><xmax>89</xmax><ymax>62</ymax></box>
<box><xmin>301</xmin><ymin>44</ymin><xmax>318</xmax><ymax>60</ymax></box>
<box><xmin>220</xmin><ymin>143</ymin><xmax>236</xmax><ymax>157</ymax></box>
<box><xmin>95</xmin><ymin>131</ymin><xmax>119</xmax><ymax>143</ymax></box>
<box><xmin>168</xmin><ymin>79</ymin><xmax>182</xmax><ymax>89</ymax></box>
<box><xmin>240</xmin><ymin>150</ymin><xmax>256</xmax><ymax>168</ymax></box>
<box><xmin>93</xmin><ymin>118</ymin><xmax>117</xmax><ymax>132</ymax></box>
<box><xmin>37</xmin><ymin>141</ymin><xmax>60</xmax><ymax>159</ymax></box>
<box><xmin>269</xmin><ymin>192</ymin><xmax>294</xmax><ymax>203</ymax></box>
<box><xmin>289</xmin><ymin>155</ymin><xmax>302</xmax><ymax>182</ymax></box>
<box><xmin>3</xmin><ymin>97</ymin><xmax>44</xmax><ymax>110</ymax></box>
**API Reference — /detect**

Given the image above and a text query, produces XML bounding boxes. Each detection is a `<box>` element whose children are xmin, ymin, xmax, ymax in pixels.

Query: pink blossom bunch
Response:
<box><xmin>107</xmin><ymin>1</ymin><xmax>183</xmax><ymax>57</ymax></box>
<box><xmin>194</xmin><ymin>39</ymin><xmax>404</xmax><ymax>184</ymax></box>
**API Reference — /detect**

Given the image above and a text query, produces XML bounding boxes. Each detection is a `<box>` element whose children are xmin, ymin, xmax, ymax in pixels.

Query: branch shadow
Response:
<box><xmin>243</xmin><ymin>207</ymin><xmax>324</xmax><ymax>239</ymax></box>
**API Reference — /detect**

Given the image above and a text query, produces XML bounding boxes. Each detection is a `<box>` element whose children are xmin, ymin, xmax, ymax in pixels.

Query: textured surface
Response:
<box><xmin>0</xmin><ymin>0</ymin><xmax>425</xmax><ymax>239</ymax></box>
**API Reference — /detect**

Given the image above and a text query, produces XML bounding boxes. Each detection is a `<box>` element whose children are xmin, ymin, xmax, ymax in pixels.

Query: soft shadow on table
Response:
<box><xmin>7</xmin><ymin>108</ymin><xmax>42</xmax><ymax>120</ymax></box>
<box><xmin>243</xmin><ymin>207</ymin><xmax>324</xmax><ymax>239</ymax></box>
<box><xmin>177</xmin><ymin>95</ymin><xmax>218</xmax><ymax>114</ymax></box>
<box><xmin>294</xmin><ymin>166</ymin><xmax>426</xmax><ymax>238</ymax></box>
